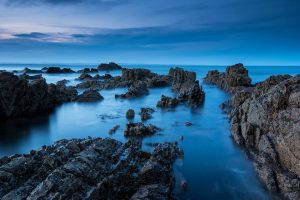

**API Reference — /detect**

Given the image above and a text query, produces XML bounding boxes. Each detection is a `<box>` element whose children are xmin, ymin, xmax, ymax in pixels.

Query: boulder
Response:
<box><xmin>156</xmin><ymin>95</ymin><xmax>179</xmax><ymax>108</ymax></box>
<box><xmin>98</xmin><ymin>62</ymin><xmax>122</xmax><ymax>71</ymax></box>
<box><xmin>76</xmin><ymin>90</ymin><xmax>103</xmax><ymax>102</ymax></box>
<box><xmin>140</xmin><ymin>108</ymin><xmax>155</xmax><ymax>121</ymax></box>
<box><xmin>126</xmin><ymin>109</ymin><xmax>135</xmax><ymax>119</ymax></box>
<box><xmin>124</xmin><ymin>123</ymin><xmax>161</xmax><ymax>136</ymax></box>
<box><xmin>45</xmin><ymin>67</ymin><xmax>75</xmax><ymax>73</ymax></box>
<box><xmin>115</xmin><ymin>81</ymin><xmax>149</xmax><ymax>99</ymax></box>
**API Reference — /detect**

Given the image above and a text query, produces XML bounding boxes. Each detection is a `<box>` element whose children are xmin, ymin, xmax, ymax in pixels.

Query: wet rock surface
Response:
<box><xmin>204</xmin><ymin>63</ymin><xmax>252</xmax><ymax>93</ymax></box>
<box><xmin>0</xmin><ymin>138</ymin><xmax>182</xmax><ymax>200</ymax></box>
<box><xmin>124</xmin><ymin>123</ymin><xmax>161</xmax><ymax>137</ymax></box>
<box><xmin>45</xmin><ymin>67</ymin><xmax>75</xmax><ymax>74</ymax></box>
<box><xmin>126</xmin><ymin>109</ymin><xmax>135</xmax><ymax>119</ymax></box>
<box><xmin>76</xmin><ymin>90</ymin><xmax>103</xmax><ymax>102</ymax></box>
<box><xmin>220</xmin><ymin>73</ymin><xmax>300</xmax><ymax>199</ymax></box>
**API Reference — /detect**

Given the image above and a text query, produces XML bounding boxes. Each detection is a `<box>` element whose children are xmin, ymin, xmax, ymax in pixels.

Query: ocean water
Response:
<box><xmin>0</xmin><ymin>63</ymin><xmax>299</xmax><ymax>200</ymax></box>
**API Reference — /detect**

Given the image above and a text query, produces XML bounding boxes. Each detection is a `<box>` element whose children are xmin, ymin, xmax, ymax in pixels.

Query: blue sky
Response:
<box><xmin>0</xmin><ymin>0</ymin><xmax>299</xmax><ymax>65</ymax></box>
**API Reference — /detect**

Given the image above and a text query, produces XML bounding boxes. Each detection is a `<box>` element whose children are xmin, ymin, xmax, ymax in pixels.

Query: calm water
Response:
<box><xmin>0</xmin><ymin>63</ymin><xmax>299</xmax><ymax>200</ymax></box>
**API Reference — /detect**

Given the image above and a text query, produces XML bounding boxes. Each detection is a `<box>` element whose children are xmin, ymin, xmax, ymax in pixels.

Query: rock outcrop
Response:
<box><xmin>0</xmin><ymin>138</ymin><xmax>183</xmax><ymax>199</ymax></box>
<box><xmin>204</xmin><ymin>63</ymin><xmax>252</xmax><ymax>93</ymax></box>
<box><xmin>98</xmin><ymin>62</ymin><xmax>122</xmax><ymax>71</ymax></box>
<box><xmin>0</xmin><ymin>72</ymin><xmax>77</xmax><ymax>119</ymax></box>
<box><xmin>45</xmin><ymin>67</ymin><xmax>75</xmax><ymax>74</ymax></box>
<box><xmin>115</xmin><ymin>81</ymin><xmax>149</xmax><ymax>99</ymax></box>
<box><xmin>76</xmin><ymin>90</ymin><xmax>103</xmax><ymax>102</ymax></box>
<box><xmin>124</xmin><ymin>123</ymin><xmax>161</xmax><ymax>137</ymax></box>
<box><xmin>139</xmin><ymin>108</ymin><xmax>154</xmax><ymax>121</ymax></box>
<box><xmin>156</xmin><ymin>95</ymin><xmax>179</xmax><ymax>108</ymax></box>
<box><xmin>224</xmin><ymin>74</ymin><xmax>300</xmax><ymax>199</ymax></box>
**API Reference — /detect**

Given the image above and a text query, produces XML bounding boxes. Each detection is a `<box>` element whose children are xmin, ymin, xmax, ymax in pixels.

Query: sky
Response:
<box><xmin>0</xmin><ymin>0</ymin><xmax>299</xmax><ymax>65</ymax></box>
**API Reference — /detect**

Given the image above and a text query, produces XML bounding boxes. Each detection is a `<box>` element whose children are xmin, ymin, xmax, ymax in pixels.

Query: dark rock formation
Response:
<box><xmin>98</xmin><ymin>62</ymin><xmax>122</xmax><ymax>71</ymax></box>
<box><xmin>45</xmin><ymin>67</ymin><xmax>75</xmax><ymax>74</ymax></box>
<box><xmin>76</xmin><ymin>73</ymin><xmax>93</xmax><ymax>81</ymax></box>
<box><xmin>115</xmin><ymin>81</ymin><xmax>149</xmax><ymax>99</ymax></box>
<box><xmin>0</xmin><ymin>72</ymin><xmax>77</xmax><ymax>119</ymax></box>
<box><xmin>224</xmin><ymin>75</ymin><xmax>300</xmax><ymax>199</ymax></box>
<box><xmin>21</xmin><ymin>67</ymin><xmax>43</xmax><ymax>74</ymax></box>
<box><xmin>140</xmin><ymin>108</ymin><xmax>155</xmax><ymax>121</ymax></box>
<box><xmin>109</xmin><ymin>125</ymin><xmax>120</xmax><ymax>134</ymax></box>
<box><xmin>0</xmin><ymin>138</ymin><xmax>182</xmax><ymax>200</ymax></box>
<box><xmin>168</xmin><ymin>67</ymin><xmax>205</xmax><ymax>107</ymax></box>
<box><xmin>126</xmin><ymin>109</ymin><xmax>135</xmax><ymax>119</ymax></box>
<box><xmin>146</xmin><ymin>75</ymin><xmax>172</xmax><ymax>88</ymax></box>
<box><xmin>76</xmin><ymin>90</ymin><xmax>103</xmax><ymax>102</ymax></box>
<box><xmin>204</xmin><ymin>63</ymin><xmax>252</xmax><ymax>93</ymax></box>
<box><xmin>77</xmin><ymin>68</ymin><xmax>98</xmax><ymax>73</ymax></box>
<box><xmin>121</xmin><ymin>68</ymin><xmax>155</xmax><ymax>81</ymax></box>
<box><xmin>76</xmin><ymin>80</ymin><xmax>103</xmax><ymax>90</ymax></box>
<box><xmin>124</xmin><ymin>123</ymin><xmax>161</xmax><ymax>137</ymax></box>
<box><xmin>156</xmin><ymin>95</ymin><xmax>179</xmax><ymax>108</ymax></box>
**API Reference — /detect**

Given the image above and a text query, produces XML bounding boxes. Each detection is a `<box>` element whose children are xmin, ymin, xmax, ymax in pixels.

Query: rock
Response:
<box><xmin>184</xmin><ymin>122</ymin><xmax>192</xmax><ymax>126</ymax></box>
<box><xmin>204</xmin><ymin>63</ymin><xmax>252</xmax><ymax>93</ymax></box>
<box><xmin>0</xmin><ymin>138</ymin><xmax>183</xmax><ymax>200</ymax></box>
<box><xmin>77</xmin><ymin>68</ymin><xmax>98</xmax><ymax>73</ymax></box>
<box><xmin>169</xmin><ymin>67</ymin><xmax>196</xmax><ymax>92</ymax></box>
<box><xmin>19</xmin><ymin>74</ymin><xmax>43</xmax><ymax>80</ymax></box>
<box><xmin>109</xmin><ymin>125</ymin><xmax>120</xmax><ymax>134</ymax></box>
<box><xmin>140</xmin><ymin>108</ymin><xmax>155</xmax><ymax>121</ymax></box>
<box><xmin>224</xmin><ymin>74</ymin><xmax>300</xmax><ymax>199</ymax></box>
<box><xmin>76</xmin><ymin>80</ymin><xmax>103</xmax><ymax>90</ymax></box>
<box><xmin>156</xmin><ymin>95</ymin><xmax>179</xmax><ymax>108</ymax></box>
<box><xmin>48</xmin><ymin>82</ymin><xmax>78</xmax><ymax>103</ymax></box>
<box><xmin>0</xmin><ymin>72</ymin><xmax>54</xmax><ymax>119</ymax></box>
<box><xmin>76</xmin><ymin>73</ymin><xmax>92</xmax><ymax>81</ymax></box>
<box><xmin>98</xmin><ymin>62</ymin><xmax>122</xmax><ymax>71</ymax></box>
<box><xmin>177</xmin><ymin>80</ymin><xmax>205</xmax><ymax>107</ymax></box>
<box><xmin>181</xmin><ymin>180</ymin><xmax>188</xmax><ymax>191</ymax></box>
<box><xmin>76</xmin><ymin>90</ymin><xmax>103</xmax><ymax>102</ymax></box>
<box><xmin>121</xmin><ymin>68</ymin><xmax>156</xmax><ymax>81</ymax></box>
<box><xmin>146</xmin><ymin>75</ymin><xmax>172</xmax><ymax>88</ymax></box>
<box><xmin>45</xmin><ymin>67</ymin><xmax>75</xmax><ymax>73</ymax></box>
<box><xmin>126</xmin><ymin>109</ymin><xmax>135</xmax><ymax>119</ymax></box>
<box><xmin>21</xmin><ymin>67</ymin><xmax>42</xmax><ymax>74</ymax></box>
<box><xmin>56</xmin><ymin>79</ymin><xmax>70</xmax><ymax>86</ymax></box>
<box><xmin>115</xmin><ymin>81</ymin><xmax>149</xmax><ymax>99</ymax></box>
<box><xmin>124</xmin><ymin>122</ymin><xmax>161</xmax><ymax>137</ymax></box>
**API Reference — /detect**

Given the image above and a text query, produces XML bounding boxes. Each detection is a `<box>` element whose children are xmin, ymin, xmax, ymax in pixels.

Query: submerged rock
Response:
<box><xmin>0</xmin><ymin>138</ymin><xmax>182</xmax><ymax>199</ymax></box>
<box><xmin>98</xmin><ymin>62</ymin><xmax>122</xmax><ymax>71</ymax></box>
<box><xmin>224</xmin><ymin>74</ymin><xmax>300</xmax><ymax>199</ymax></box>
<box><xmin>76</xmin><ymin>90</ymin><xmax>103</xmax><ymax>102</ymax></box>
<box><xmin>126</xmin><ymin>109</ymin><xmax>135</xmax><ymax>119</ymax></box>
<box><xmin>204</xmin><ymin>63</ymin><xmax>252</xmax><ymax>93</ymax></box>
<box><xmin>21</xmin><ymin>67</ymin><xmax>43</xmax><ymax>74</ymax></box>
<box><xmin>109</xmin><ymin>125</ymin><xmax>120</xmax><ymax>134</ymax></box>
<box><xmin>124</xmin><ymin>122</ymin><xmax>161</xmax><ymax>137</ymax></box>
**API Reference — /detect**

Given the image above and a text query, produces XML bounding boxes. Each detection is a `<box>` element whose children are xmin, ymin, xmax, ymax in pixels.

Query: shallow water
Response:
<box><xmin>0</xmin><ymin>63</ymin><xmax>299</xmax><ymax>199</ymax></box>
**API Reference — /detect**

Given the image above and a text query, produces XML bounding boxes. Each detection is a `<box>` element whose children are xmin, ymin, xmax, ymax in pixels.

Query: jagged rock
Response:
<box><xmin>76</xmin><ymin>80</ymin><xmax>103</xmax><ymax>90</ymax></box>
<box><xmin>76</xmin><ymin>73</ymin><xmax>92</xmax><ymax>81</ymax></box>
<box><xmin>140</xmin><ymin>108</ymin><xmax>155</xmax><ymax>121</ymax></box>
<box><xmin>146</xmin><ymin>75</ymin><xmax>172</xmax><ymax>88</ymax></box>
<box><xmin>156</xmin><ymin>95</ymin><xmax>179</xmax><ymax>108</ymax></box>
<box><xmin>0</xmin><ymin>72</ymin><xmax>55</xmax><ymax>119</ymax></box>
<box><xmin>19</xmin><ymin>74</ymin><xmax>43</xmax><ymax>80</ymax></box>
<box><xmin>0</xmin><ymin>138</ymin><xmax>182</xmax><ymax>199</ymax></box>
<box><xmin>56</xmin><ymin>79</ymin><xmax>70</xmax><ymax>86</ymax></box>
<box><xmin>224</xmin><ymin>74</ymin><xmax>300</xmax><ymax>199</ymax></box>
<box><xmin>169</xmin><ymin>67</ymin><xmax>196</xmax><ymax>92</ymax></box>
<box><xmin>45</xmin><ymin>67</ymin><xmax>75</xmax><ymax>73</ymax></box>
<box><xmin>115</xmin><ymin>81</ymin><xmax>149</xmax><ymax>99</ymax></box>
<box><xmin>21</xmin><ymin>67</ymin><xmax>42</xmax><ymax>74</ymax></box>
<box><xmin>98</xmin><ymin>62</ymin><xmax>122</xmax><ymax>71</ymax></box>
<box><xmin>124</xmin><ymin>123</ymin><xmax>161</xmax><ymax>136</ymax></box>
<box><xmin>109</xmin><ymin>125</ymin><xmax>120</xmax><ymax>134</ymax></box>
<box><xmin>177</xmin><ymin>80</ymin><xmax>205</xmax><ymax>107</ymax></box>
<box><xmin>121</xmin><ymin>68</ymin><xmax>156</xmax><ymax>81</ymax></box>
<box><xmin>204</xmin><ymin>63</ymin><xmax>252</xmax><ymax>93</ymax></box>
<box><xmin>76</xmin><ymin>90</ymin><xmax>103</xmax><ymax>102</ymax></box>
<box><xmin>126</xmin><ymin>109</ymin><xmax>135</xmax><ymax>119</ymax></box>
<box><xmin>77</xmin><ymin>68</ymin><xmax>98</xmax><ymax>73</ymax></box>
<box><xmin>48</xmin><ymin>82</ymin><xmax>78</xmax><ymax>103</ymax></box>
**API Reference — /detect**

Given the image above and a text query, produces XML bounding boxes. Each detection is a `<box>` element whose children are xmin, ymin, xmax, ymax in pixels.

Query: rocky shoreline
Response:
<box><xmin>205</xmin><ymin>64</ymin><xmax>300</xmax><ymax>199</ymax></box>
<box><xmin>0</xmin><ymin>137</ymin><xmax>183</xmax><ymax>199</ymax></box>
